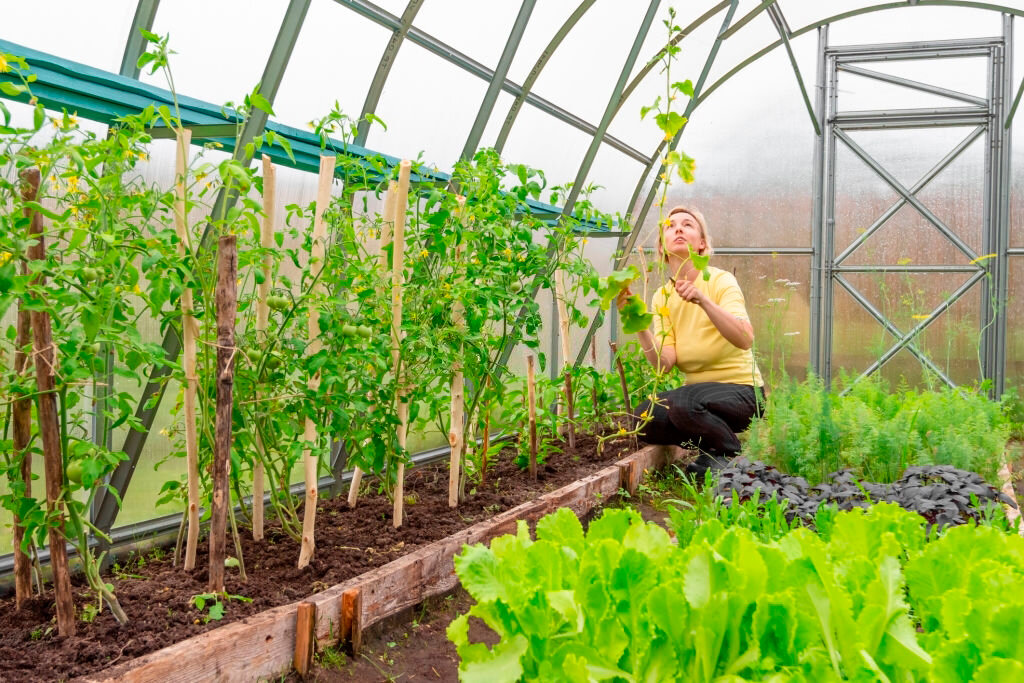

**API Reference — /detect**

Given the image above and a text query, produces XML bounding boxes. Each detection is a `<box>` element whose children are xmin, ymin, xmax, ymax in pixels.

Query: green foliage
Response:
<box><xmin>451</xmin><ymin>504</ymin><xmax>1024</xmax><ymax>682</ymax></box>
<box><xmin>743</xmin><ymin>374</ymin><xmax>1009</xmax><ymax>485</ymax></box>
<box><xmin>189</xmin><ymin>591</ymin><xmax>252</xmax><ymax>623</ymax></box>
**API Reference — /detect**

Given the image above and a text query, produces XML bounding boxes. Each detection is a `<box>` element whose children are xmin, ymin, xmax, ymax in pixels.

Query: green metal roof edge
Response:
<box><xmin>0</xmin><ymin>39</ymin><xmax>614</xmax><ymax>232</ymax></box>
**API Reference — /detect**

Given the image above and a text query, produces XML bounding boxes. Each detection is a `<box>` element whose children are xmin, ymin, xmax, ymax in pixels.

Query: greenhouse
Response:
<box><xmin>2</xmin><ymin>0</ymin><xmax>1024</xmax><ymax>680</ymax></box>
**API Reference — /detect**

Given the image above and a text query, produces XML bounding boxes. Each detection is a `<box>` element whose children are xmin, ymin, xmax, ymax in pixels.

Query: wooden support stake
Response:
<box><xmin>610</xmin><ymin>341</ymin><xmax>633</xmax><ymax>416</ymax></box>
<box><xmin>340</xmin><ymin>588</ymin><xmax>362</xmax><ymax>655</ymax></box>
<box><xmin>480</xmin><ymin>395</ymin><xmax>491</xmax><ymax>487</ymax></box>
<box><xmin>448</xmin><ymin>196</ymin><xmax>467</xmax><ymax>508</ymax></box>
<box><xmin>298</xmin><ymin>156</ymin><xmax>334</xmax><ymax>569</ymax></box>
<box><xmin>590</xmin><ymin>337</ymin><xmax>600</xmax><ymax>420</ymax></box>
<box><xmin>12</xmin><ymin>279</ymin><xmax>33</xmax><ymax>609</ymax></box>
<box><xmin>208</xmin><ymin>234</ymin><xmax>237</xmax><ymax>593</ymax></box>
<box><xmin>23</xmin><ymin>168</ymin><xmax>76</xmax><ymax>636</ymax></box>
<box><xmin>173</xmin><ymin>129</ymin><xmax>202</xmax><ymax>572</ymax></box>
<box><xmin>293</xmin><ymin>601</ymin><xmax>317</xmax><ymax>677</ymax></box>
<box><xmin>253</xmin><ymin>154</ymin><xmax>276</xmax><ymax>542</ymax></box>
<box><xmin>348</xmin><ymin>183</ymin><xmax>398</xmax><ymax>509</ymax></box>
<box><xmin>554</xmin><ymin>270</ymin><xmax>575</xmax><ymax>448</ymax></box>
<box><xmin>999</xmin><ymin>462</ymin><xmax>1023</xmax><ymax>536</ymax></box>
<box><xmin>392</xmin><ymin>161</ymin><xmax>411</xmax><ymax>528</ymax></box>
<box><xmin>527</xmin><ymin>355</ymin><xmax>538</xmax><ymax>482</ymax></box>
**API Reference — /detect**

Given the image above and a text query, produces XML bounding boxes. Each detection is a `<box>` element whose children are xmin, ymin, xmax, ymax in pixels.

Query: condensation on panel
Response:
<box><xmin>1012</xmin><ymin>37</ymin><xmax>1024</xmax><ymax>250</ymax></box>
<box><xmin>368</xmin><ymin>42</ymin><xmax>488</xmax><ymax>170</ymax></box>
<box><xmin>271</xmin><ymin>2</ymin><xmax>393</xmax><ymax>133</ymax></box>
<box><xmin>413</xmin><ymin>0</ymin><xmax>524</xmax><ymax>70</ymax></box>
<box><xmin>140</xmin><ymin>0</ymin><xmax>289</xmax><ymax>108</ymax></box>
<box><xmin>1007</xmin><ymin>257</ymin><xmax>1024</xmax><ymax>389</ymax></box>
<box><xmin>1</xmin><ymin>0</ymin><xmax>137</xmax><ymax>73</ymax></box>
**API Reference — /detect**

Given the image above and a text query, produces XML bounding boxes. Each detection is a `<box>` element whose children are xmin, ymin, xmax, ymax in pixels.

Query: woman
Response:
<box><xmin>620</xmin><ymin>205</ymin><xmax>764</xmax><ymax>474</ymax></box>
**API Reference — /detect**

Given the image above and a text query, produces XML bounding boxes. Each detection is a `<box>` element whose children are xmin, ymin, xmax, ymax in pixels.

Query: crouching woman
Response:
<box><xmin>620</xmin><ymin>205</ymin><xmax>764</xmax><ymax>473</ymax></box>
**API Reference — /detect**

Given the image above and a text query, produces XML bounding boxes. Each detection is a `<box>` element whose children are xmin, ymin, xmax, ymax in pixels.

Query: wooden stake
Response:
<box><xmin>480</xmin><ymin>405</ymin><xmax>491</xmax><ymax>487</ymax></box>
<box><xmin>590</xmin><ymin>337</ymin><xmax>600</xmax><ymax>420</ymax></box>
<box><xmin>554</xmin><ymin>271</ymin><xmax>575</xmax><ymax>448</ymax></box>
<box><xmin>208</xmin><ymin>235</ymin><xmax>237</xmax><ymax>593</ymax></box>
<box><xmin>392</xmin><ymin>161</ymin><xmax>411</xmax><ymax>529</ymax></box>
<box><xmin>12</xmin><ymin>252</ymin><xmax>33</xmax><ymax>609</ymax></box>
<box><xmin>448</xmin><ymin>196</ymin><xmax>467</xmax><ymax>508</ymax></box>
<box><xmin>172</xmin><ymin>129</ymin><xmax>202</xmax><ymax>572</ymax></box>
<box><xmin>348</xmin><ymin>183</ymin><xmax>399</xmax><ymax>509</ymax></box>
<box><xmin>298</xmin><ymin>156</ymin><xmax>334</xmax><ymax>569</ymax></box>
<box><xmin>293</xmin><ymin>601</ymin><xmax>317</xmax><ymax>677</ymax></box>
<box><xmin>253</xmin><ymin>154</ymin><xmax>276</xmax><ymax>542</ymax></box>
<box><xmin>23</xmin><ymin>169</ymin><xmax>75</xmax><ymax>636</ymax></box>
<box><xmin>609</xmin><ymin>341</ymin><xmax>633</xmax><ymax>416</ymax></box>
<box><xmin>527</xmin><ymin>355</ymin><xmax>538</xmax><ymax>482</ymax></box>
<box><xmin>341</xmin><ymin>588</ymin><xmax>362</xmax><ymax>654</ymax></box>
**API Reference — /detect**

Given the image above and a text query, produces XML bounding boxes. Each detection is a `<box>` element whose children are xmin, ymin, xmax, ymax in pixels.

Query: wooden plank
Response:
<box><xmin>85</xmin><ymin>443</ymin><xmax>675</xmax><ymax>682</ymax></box>
<box><xmin>293</xmin><ymin>602</ymin><xmax>316</xmax><ymax>677</ymax></box>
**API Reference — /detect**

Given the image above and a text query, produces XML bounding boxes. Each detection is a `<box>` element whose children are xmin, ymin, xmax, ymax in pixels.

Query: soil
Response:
<box><xmin>0</xmin><ymin>432</ymin><xmax>638</xmax><ymax>682</ymax></box>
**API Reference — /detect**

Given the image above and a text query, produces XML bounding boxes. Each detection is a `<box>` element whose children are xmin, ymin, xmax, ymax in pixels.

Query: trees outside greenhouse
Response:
<box><xmin>1</xmin><ymin>1</ymin><xmax>1024</xmax><ymax>680</ymax></box>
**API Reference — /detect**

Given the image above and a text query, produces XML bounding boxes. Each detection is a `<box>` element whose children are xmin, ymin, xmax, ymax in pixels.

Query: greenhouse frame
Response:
<box><xmin>2</xmin><ymin>1</ymin><xmax>1024</xmax><ymax>681</ymax></box>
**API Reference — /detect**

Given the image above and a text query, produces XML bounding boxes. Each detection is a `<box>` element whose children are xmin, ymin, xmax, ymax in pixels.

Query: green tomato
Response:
<box><xmin>510</xmin><ymin>281</ymin><xmax>523</xmax><ymax>293</ymax></box>
<box><xmin>267</xmin><ymin>295</ymin><xmax>289</xmax><ymax>311</ymax></box>
<box><xmin>66</xmin><ymin>461</ymin><xmax>84</xmax><ymax>485</ymax></box>
<box><xmin>87</xmin><ymin>341</ymin><xmax>102</xmax><ymax>355</ymax></box>
<box><xmin>353</xmin><ymin>325</ymin><xmax>373</xmax><ymax>339</ymax></box>
<box><xmin>265</xmin><ymin>353</ymin><xmax>282</xmax><ymax>370</ymax></box>
<box><xmin>340</xmin><ymin>324</ymin><xmax>358</xmax><ymax>337</ymax></box>
<box><xmin>80</xmin><ymin>266</ymin><xmax>99</xmax><ymax>282</ymax></box>
<box><xmin>245</xmin><ymin>348</ymin><xmax>264</xmax><ymax>363</ymax></box>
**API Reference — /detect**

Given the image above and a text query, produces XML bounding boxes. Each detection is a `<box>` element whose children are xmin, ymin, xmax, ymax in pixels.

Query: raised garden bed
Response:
<box><xmin>0</xmin><ymin>437</ymin><xmax>687</xmax><ymax>682</ymax></box>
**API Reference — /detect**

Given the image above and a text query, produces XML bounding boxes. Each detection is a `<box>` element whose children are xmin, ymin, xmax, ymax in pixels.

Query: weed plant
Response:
<box><xmin>743</xmin><ymin>373</ymin><xmax>1009</xmax><ymax>484</ymax></box>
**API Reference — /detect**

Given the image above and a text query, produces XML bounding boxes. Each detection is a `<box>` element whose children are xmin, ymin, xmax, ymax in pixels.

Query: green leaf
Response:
<box><xmin>207</xmin><ymin>601</ymin><xmax>225</xmax><ymax>620</ymax></box>
<box><xmin>535</xmin><ymin>506</ymin><xmax>584</xmax><ymax>556</ymax></box>
<box><xmin>457</xmin><ymin>633</ymin><xmax>528</xmax><ymax>683</ymax></box>
<box><xmin>654</xmin><ymin>112</ymin><xmax>687</xmax><ymax>138</ymax></box>
<box><xmin>598</xmin><ymin>265</ymin><xmax>641</xmax><ymax>311</ymax></box>
<box><xmin>672</xmin><ymin>80</ymin><xmax>694</xmax><ymax>97</ymax></box>
<box><xmin>249</xmin><ymin>91</ymin><xmax>274</xmax><ymax>117</ymax></box>
<box><xmin>0</xmin><ymin>82</ymin><xmax>26</xmax><ymax>97</ymax></box>
<box><xmin>454</xmin><ymin>543</ymin><xmax>505</xmax><ymax>603</ymax></box>
<box><xmin>620</xmin><ymin>295</ymin><xmax>653</xmax><ymax>334</ymax></box>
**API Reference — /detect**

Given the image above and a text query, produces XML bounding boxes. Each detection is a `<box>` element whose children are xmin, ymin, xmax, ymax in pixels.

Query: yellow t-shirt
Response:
<box><xmin>650</xmin><ymin>266</ymin><xmax>763</xmax><ymax>386</ymax></box>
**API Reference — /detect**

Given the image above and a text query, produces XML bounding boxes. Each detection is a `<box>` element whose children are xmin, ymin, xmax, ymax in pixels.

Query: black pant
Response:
<box><xmin>635</xmin><ymin>382</ymin><xmax>764</xmax><ymax>456</ymax></box>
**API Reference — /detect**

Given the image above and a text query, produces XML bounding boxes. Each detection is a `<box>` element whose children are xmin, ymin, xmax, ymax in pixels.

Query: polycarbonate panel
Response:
<box><xmin>710</xmin><ymin>254</ymin><xmax>812</xmax><ymax>385</ymax></box>
<box><xmin>528</xmin><ymin>1</ymin><xmax>651</xmax><ymax>126</ymax></box>
<box><xmin>829</xmin><ymin>282</ymin><xmax>901</xmax><ymax>380</ymax></box>
<box><xmin>851</xmin><ymin>57</ymin><xmax>989</xmax><ymax>100</ymax></box>
<box><xmin>837</xmin><ymin>69</ymin><xmax>984</xmax><ymax>112</ymax></box>
<box><xmin>0</xmin><ymin>0</ymin><xmax>136</xmax><ymax>72</ymax></box>
<box><xmin>1012</xmin><ymin>42</ymin><xmax>1024</xmax><ymax>249</ymax></box>
<box><xmin>636</xmin><ymin>42</ymin><xmax>815</xmax><ymax>249</ymax></box>
<box><xmin>368</xmin><ymin>42</ymin><xmax>488</xmax><ymax>168</ymax></box>
<box><xmin>578</xmin><ymin>144</ymin><xmax>647</xmax><ymax>217</ymax></box>
<box><xmin>140</xmin><ymin>0</ymin><xmax>289</xmax><ymax>107</ymax></box>
<box><xmin>272</xmin><ymin>2</ymin><xmax>393</xmax><ymax>133</ymax></box>
<box><xmin>501</xmin><ymin>104</ymin><xmax>593</xmax><ymax>192</ymax></box>
<box><xmin>826</xmin><ymin>5</ymin><xmax>1002</xmax><ymax>45</ymax></box>
<box><xmin>413</xmin><ymin>0</ymin><xmax>524</xmax><ymax>69</ymax></box>
<box><xmin>705</xmin><ymin>7</ymin><xmax>782</xmax><ymax>88</ymax></box>
<box><xmin>1007</xmin><ymin>257</ymin><xmax>1024</xmax><ymax>387</ymax></box>
<box><xmin>505</xmin><ymin>1</ymin><xmax>600</xmax><ymax>86</ymax></box>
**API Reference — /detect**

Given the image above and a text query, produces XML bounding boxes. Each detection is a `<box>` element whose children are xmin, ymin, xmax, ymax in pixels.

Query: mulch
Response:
<box><xmin>0</xmin><ymin>431</ymin><xmax>637</xmax><ymax>682</ymax></box>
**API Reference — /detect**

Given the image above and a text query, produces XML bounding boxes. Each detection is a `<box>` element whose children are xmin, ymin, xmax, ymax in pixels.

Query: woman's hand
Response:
<box><xmin>615</xmin><ymin>285</ymin><xmax>633</xmax><ymax>311</ymax></box>
<box><xmin>674</xmin><ymin>277</ymin><xmax>705</xmax><ymax>306</ymax></box>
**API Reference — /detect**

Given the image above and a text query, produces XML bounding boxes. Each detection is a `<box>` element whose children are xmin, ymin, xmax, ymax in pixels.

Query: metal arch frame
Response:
<box><xmin>332</xmin><ymin>0</ymin><xmax>649</xmax><ymax>164</ymax></box>
<box><xmin>91</xmin><ymin>0</ymin><xmax>313</xmax><ymax>536</ymax></box>
<box><xmin>816</xmin><ymin>34</ymin><xmax>1012</xmax><ymax>393</ymax></box>
<box><xmin>120</xmin><ymin>0</ymin><xmax>160</xmax><ymax>79</ymax></box>
<box><xmin>460</xmin><ymin>0</ymin><xmax>536</xmax><ymax>161</ymax></box>
<box><xmin>354</xmin><ymin>0</ymin><xmax>423</xmax><ymax>148</ymax></box>
<box><xmin>494</xmin><ymin>0</ymin><xmax>596</xmax><ymax>155</ymax></box>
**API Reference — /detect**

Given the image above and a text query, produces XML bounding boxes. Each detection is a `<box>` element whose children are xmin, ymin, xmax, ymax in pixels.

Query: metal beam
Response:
<box><xmin>833</xmin><ymin>125</ymin><xmax>986</xmax><ymax>266</ymax></box>
<box><xmin>809</xmin><ymin>24</ymin><xmax>829</xmax><ymax>377</ymax></box>
<box><xmin>834</xmin><ymin>106</ymin><xmax>989</xmax><ymax>129</ymax></box>
<box><xmin>93</xmin><ymin>0</ymin><xmax>312</xmax><ymax>535</ymax></box>
<box><xmin>333</xmin><ymin>0</ymin><xmax>649</xmax><ymax>164</ymax></box>
<box><xmin>461</xmin><ymin>0</ymin><xmax>536</xmax><ymax>161</ymax></box>
<box><xmin>354</xmin><ymin>0</ymin><xmax>423</xmax><ymax>147</ymax></box>
<box><xmin>838</xmin><ymin>63</ymin><xmax>988</xmax><ymax>107</ymax></box>
<box><xmin>119</xmin><ymin>0</ymin><xmax>160</xmax><ymax>79</ymax></box>
<box><xmin>494</xmin><ymin>0</ymin><xmax>596</xmax><ymax>154</ymax></box>
<box><xmin>768</xmin><ymin>3</ymin><xmax>820</xmax><ymax>136</ymax></box>
<box><xmin>718</xmin><ymin>0</ymin><xmax>778</xmax><ymax>40</ymax></box>
<box><xmin>833</xmin><ymin>127</ymin><xmax>980</xmax><ymax>262</ymax></box>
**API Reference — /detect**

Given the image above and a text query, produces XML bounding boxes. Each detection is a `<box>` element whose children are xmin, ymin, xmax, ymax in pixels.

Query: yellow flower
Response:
<box><xmin>657</xmin><ymin>305</ymin><xmax>670</xmax><ymax>317</ymax></box>
<box><xmin>639</xmin><ymin>410</ymin><xmax>649</xmax><ymax>419</ymax></box>
<box><xmin>502</xmin><ymin>248</ymin><xmax>513</xmax><ymax>258</ymax></box>
<box><xmin>68</xmin><ymin>115</ymin><xmax>78</xmax><ymax>126</ymax></box>
<box><xmin>618</xmin><ymin>427</ymin><xmax>628</xmax><ymax>435</ymax></box>
<box><xmin>0</xmin><ymin>54</ymin><xmax>8</xmax><ymax>73</ymax></box>
<box><xmin>132</xmin><ymin>284</ymin><xmax>143</xmax><ymax>296</ymax></box>
<box><xmin>67</xmin><ymin>175</ymin><xmax>79</xmax><ymax>193</ymax></box>
<box><xmin>911</xmin><ymin>314</ymin><xmax>930</xmax><ymax>320</ymax></box>
<box><xmin>0</xmin><ymin>252</ymin><xmax>11</xmax><ymax>266</ymax></box>
<box><xmin>896</xmin><ymin>257</ymin><xmax>912</xmax><ymax>266</ymax></box>
<box><xmin>582</xmin><ymin>239</ymin><xmax>589</xmax><ymax>245</ymax></box>
<box><xmin>419</xmin><ymin>249</ymin><xmax>428</xmax><ymax>258</ymax></box>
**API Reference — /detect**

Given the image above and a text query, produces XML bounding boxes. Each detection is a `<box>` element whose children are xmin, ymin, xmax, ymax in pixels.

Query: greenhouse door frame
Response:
<box><xmin>810</xmin><ymin>20</ymin><xmax>1013</xmax><ymax>395</ymax></box>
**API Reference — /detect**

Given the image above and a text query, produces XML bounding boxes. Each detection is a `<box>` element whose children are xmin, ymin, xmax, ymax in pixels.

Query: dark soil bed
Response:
<box><xmin>0</xmin><ymin>432</ymin><xmax>637</xmax><ymax>682</ymax></box>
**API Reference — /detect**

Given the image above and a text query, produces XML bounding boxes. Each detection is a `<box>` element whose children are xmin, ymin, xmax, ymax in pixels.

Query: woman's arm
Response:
<box><xmin>675</xmin><ymin>279</ymin><xmax>754</xmax><ymax>350</ymax></box>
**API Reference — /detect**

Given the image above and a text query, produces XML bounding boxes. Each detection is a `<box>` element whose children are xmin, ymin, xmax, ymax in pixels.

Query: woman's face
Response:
<box><xmin>663</xmin><ymin>211</ymin><xmax>706</xmax><ymax>257</ymax></box>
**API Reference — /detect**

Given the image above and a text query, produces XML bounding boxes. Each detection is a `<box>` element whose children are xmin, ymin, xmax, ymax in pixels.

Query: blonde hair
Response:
<box><xmin>658</xmin><ymin>204</ymin><xmax>713</xmax><ymax>260</ymax></box>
